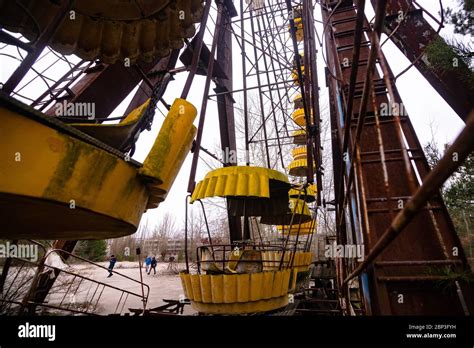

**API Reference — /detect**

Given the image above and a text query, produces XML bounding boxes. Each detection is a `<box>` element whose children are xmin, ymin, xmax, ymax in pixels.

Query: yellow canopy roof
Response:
<box><xmin>191</xmin><ymin>166</ymin><xmax>290</xmax><ymax>203</ymax></box>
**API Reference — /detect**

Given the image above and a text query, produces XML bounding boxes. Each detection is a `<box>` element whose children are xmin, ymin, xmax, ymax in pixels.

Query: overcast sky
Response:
<box><xmin>1</xmin><ymin>0</ymin><xmax>468</xmax><ymax>235</ymax></box>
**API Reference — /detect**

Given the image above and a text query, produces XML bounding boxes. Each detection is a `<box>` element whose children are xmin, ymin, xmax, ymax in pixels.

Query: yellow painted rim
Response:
<box><xmin>292</xmin><ymin>108</ymin><xmax>307</xmax><ymax>126</ymax></box>
<box><xmin>291</xmin><ymin>146</ymin><xmax>307</xmax><ymax>160</ymax></box>
<box><xmin>180</xmin><ymin>269</ymin><xmax>292</xmax><ymax>314</ymax></box>
<box><xmin>292</xmin><ymin>93</ymin><xmax>302</xmax><ymax>102</ymax></box>
<box><xmin>292</xmin><ymin>129</ymin><xmax>307</xmax><ymax>144</ymax></box>
<box><xmin>262</xmin><ymin>251</ymin><xmax>313</xmax><ymax>269</ymax></box>
<box><xmin>288</xmin><ymin>158</ymin><xmax>316</xmax><ymax>177</ymax></box>
<box><xmin>277</xmin><ymin>220</ymin><xmax>317</xmax><ymax>235</ymax></box>
<box><xmin>190</xmin><ymin>295</ymin><xmax>289</xmax><ymax>314</ymax></box>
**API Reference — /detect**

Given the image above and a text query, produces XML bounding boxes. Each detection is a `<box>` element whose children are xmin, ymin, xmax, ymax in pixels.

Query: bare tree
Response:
<box><xmin>150</xmin><ymin>213</ymin><xmax>178</xmax><ymax>260</ymax></box>
<box><xmin>108</xmin><ymin>235</ymin><xmax>138</xmax><ymax>261</ymax></box>
<box><xmin>185</xmin><ymin>208</ymin><xmax>206</xmax><ymax>262</ymax></box>
<box><xmin>316</xmin><ymin>98</ymin><xmax>336</xmax><ymax>237</ymax></box>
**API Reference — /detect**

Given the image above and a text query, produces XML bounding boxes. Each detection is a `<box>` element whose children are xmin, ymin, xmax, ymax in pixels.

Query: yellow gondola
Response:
<box><xmin>183</xmin><ymin>166</ymin><xmax>314</xmax><ymax>314</ymax></box>
<box><xmin>288</xmin><ymin>17</ymin><xmax>304</xmax><ymax>42</ymax></box>
<box><xmin>292</xmin><ymin>146</ymin><xmax>307</xmax><ymax>160</ymax></box>
<box><xmin>180</xmin><ymin>268</ymin><xmax>292</xmax><ymax>314</ymax></box>
<box><xmin>292</xmin><ymin>108</ymin><xmax>307</xmax><ymax>126</ymax></box>
<box><xmin>288</xmin><ymin>183</ymin><xmax>317</xmax><ymax>202</ymax></box>
<box><xmin>191</xmin><ymin>166</ymin><xmax>291</xmax><ymax>216</ymax></box>
<box><xmin>0</xmin><ymin>94</ymin><xmax>197</xmax><ymax>239</ymax></box>
<box><xmin>293</xmin><ymin>93</ymin><xmax>304</xmax><ymax>109</ymax></box>
<box><xmin>288</xmin><ymin>158</ymin><xmax>316</xmax><ymax>177</ymax></box>
<box><xmin>0</xmin><ymin>0</ymin><xmax>204</xmax><ymax>63</ymax></box>
<box><xmin>277</xmin><ymin>219</ymin><xmax>317</xmax><ymax>236</ymax></box>
<box><xmin>291</xmin><ymin>65</ymin><xmax>305</xmax><ymax>85</ymax></box>
<box><xmin>292</xmin><ymin>129</ymin><xmax>307</xmax><ymax>145</ymax></box>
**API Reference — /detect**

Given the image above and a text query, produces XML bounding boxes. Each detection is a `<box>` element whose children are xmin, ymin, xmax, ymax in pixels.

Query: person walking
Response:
<box><xmin>144</xmin><ymin>255</ymin><xmax>152</xmax><ymax>273</ymax></box>
<box><xmin>107</xmin><ymin>255</ymin><xmax>117</xmax><ymax>277</ymax></box>
<box><xmin>148</xmin><ymin>256</ymin><xmax>157</xmax><ymax>275</ymax></box>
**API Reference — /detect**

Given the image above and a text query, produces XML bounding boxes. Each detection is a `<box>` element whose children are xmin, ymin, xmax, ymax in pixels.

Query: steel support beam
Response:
<box><xmin>44</xmin><ymin>58</ymin><xmax>171</xmax><ymax>119</ymax></box>
<box><xmin>1</xmin><ymin>0</ymin><xmax>75</xmax><ymax>95</ymax></box>
<box><xmin>215</xmin><ymin>0</ymin><xmax>241</xmax><ymax>242</ymax></box>
<box><xmin>376</xmin><ymin>0</ymin><xmax>474</xmax><ymax>121</ymax></box>
<box><xmin>322</xmin><ymin>0</ymin><xmax>473</xmax><ymax>315</ymax></box>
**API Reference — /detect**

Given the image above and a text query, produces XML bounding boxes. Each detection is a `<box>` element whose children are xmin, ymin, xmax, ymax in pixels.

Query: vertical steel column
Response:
<box><xmin>240</xmin><ymin>0</ymin><xmax>250</xmax><ymax>166</ymax></box>
<box><xmin>215</xmin><ymin>0</ymin><xmax>242</xmax><ymax>242</ymax></box>
<box><xmin>187</xmin><ymin>4</ymin><xmax>223</xmax><ymax>194</ymax></box>
<box><xmin>305</xmin><ymin>1</ymin><xmax>324</xmax><ymax>206</ymax></box>
<box><xmin>322</xmin><ymin>0</ymin><xmax>473</xmax><ymax>315</ymax></box>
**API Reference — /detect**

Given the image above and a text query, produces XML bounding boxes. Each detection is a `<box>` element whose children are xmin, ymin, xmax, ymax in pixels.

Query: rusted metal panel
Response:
<box><xmin>374</xmin><ymin>0</ymin><xmax>474</xmax><ymax>121</ymax></box>
<box><xmin>179</xmin><ymin>36</ymin><xmax>228</xmax><ymax>79</ymax></box>
<box><xmin>45</xmin><ymin>58</ymin><xmax>168</xmax><ymax>118</ymax></box>
<box><xmin>322</xmin><ymin>0</ymin><xmax>473</xmax><ymax>315</ymax></box>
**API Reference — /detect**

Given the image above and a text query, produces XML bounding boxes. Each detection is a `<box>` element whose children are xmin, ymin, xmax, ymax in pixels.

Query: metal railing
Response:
<box><xmin>195</xmin><ymin>242</ymin><xmax>311</xmax><ymax>274</ymax></box>
<box><xmin>0</xmin><ymin>240</ymin><xmax>149</xmax><ymax>316</ymax></box>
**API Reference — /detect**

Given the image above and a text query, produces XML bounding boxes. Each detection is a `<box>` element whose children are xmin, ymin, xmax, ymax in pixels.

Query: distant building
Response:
<box><xmin>167</xmin><ymin>239</ymin><xmax>184</xmax><ymax>261</ymax></box>
<box><xmin>142</xmin><ymin>239</ymin><xmax>160</xmax><ymax>255</ymax></box>
<box><xmin>129</xmin><ymin>238</ymin><xmax>185</xmax><ymax>261</ymax></box>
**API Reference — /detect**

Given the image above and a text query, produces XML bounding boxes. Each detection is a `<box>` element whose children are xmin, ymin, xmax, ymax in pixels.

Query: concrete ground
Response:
<box><xmin>47</xmin><ymin>262</ymin><xmax>196</xmax><ymax>315</ymax></box>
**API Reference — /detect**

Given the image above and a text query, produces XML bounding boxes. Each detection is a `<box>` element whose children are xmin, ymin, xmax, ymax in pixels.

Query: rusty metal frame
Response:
<box><xmin>1</xmin><ymin>0</ymin><xmax>75</xmax><ymax>95</ymax></box>
<box><xmin>322</xmin><ymin>0</ymin><xmax>474</xmax><ymax>315</ymax></box>
<box><xmin>375</xmin><ymin>0</ymin><xmax>474</xmax><ymax>121</ymax></box>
